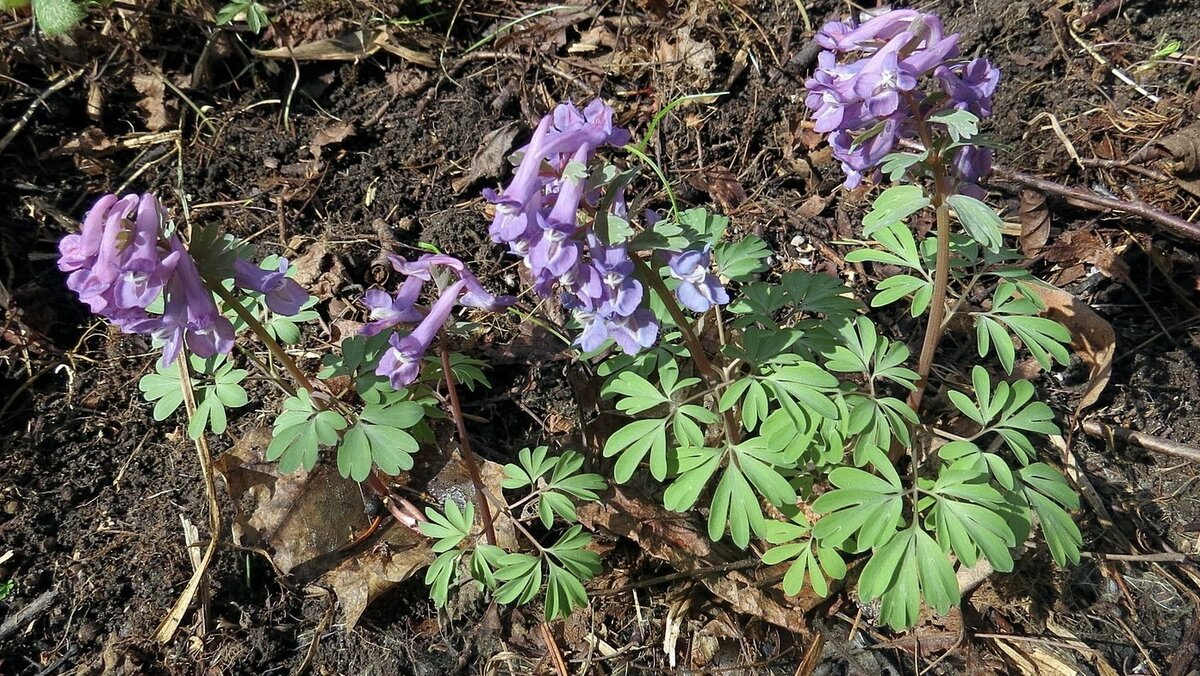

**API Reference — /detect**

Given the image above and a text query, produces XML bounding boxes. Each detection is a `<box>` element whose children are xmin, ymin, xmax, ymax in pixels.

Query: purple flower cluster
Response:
<box><xmin>804</xmin><ymin>9</ymin><xmax>1000</xmax><ymax>191</ymax></box>
<box><xmin>59</xmin><ymin>194</ymin><xmax>237</xmax><ymax>365</ymax></box>
<box><xmin>484</xmin><ymin>99</ymin><xmax>730</xmax><ymax>355</ymax></box>
<box><xmin>364</xmin><ymin>254</ymin><xmax>515</xmax><ymax>389</ymax></box>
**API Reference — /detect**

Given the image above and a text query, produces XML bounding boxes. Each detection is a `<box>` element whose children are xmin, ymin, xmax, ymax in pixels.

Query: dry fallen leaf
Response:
<box><xmin>320</xmin><ymin>527</ymin><xmax>433</xmax><ymax>629</ymax></box>
<box><xmin>655</xmin><ymin>27</ymin><xmax>717</xmax><ymax>89</ymax></box>
<box><xmin>253</xmin><ymin>29</ymin><xmax>435</xmax><ymax>67</ymax></box>
<box><xmin>1017</xmin><ymin>189</ymin><xmax>1050</xmax><ymax>255</ymax></box>
<box><xmin>1028</xmin><ymin>284</ymin><xmax>1115</xmax><ymax>416</ymax></box>
<box><xmin>215</xmin><ymin>428</ymin><xmax>369</xmax><ymax>578</ymax></box>
<box><xmin>687</xmin><ymin>166</ymin><xmax>747</xmax><ymax>212</ymax></box>
<box><xmin>578</xmin><ymin>485</ymin><xmax>822</xmax><ymax>634</ymax></box>
<box><xmin>132</xmin><ymin>73</ymin><xmax>176</xmax><ymax>131</ymax></box>
<box><xmin>310</xmin><ymin>121</ymin><xmax>355</xmax><ymax>162</ymax></box>
<box><xmin>451</xmin><ymin>122</ymin><xmax>520</xmax><ymax>193</ymax></box>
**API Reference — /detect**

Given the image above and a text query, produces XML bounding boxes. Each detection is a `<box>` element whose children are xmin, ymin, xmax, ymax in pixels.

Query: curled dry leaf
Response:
<box><xmin>1028</xmin><ymin>284</ymin><xmax>1115</xmax><ymax>416</ymax></box>
<box><xmin>577</xmin><ymin>485</ymin><xmax>822</xmax><ymax>634</ymax></box>
<box><xmin>320</xmin><ymin>527</ymin><xmax>433</xmax><ymax>629</ymax></box>
<box><xmin>1017</xmin><ymin>189</ymin><xmax>1050</xmax><ymax>255</ymax></box>
<box><xmin>131</xmin><ymin>73</ymin><xmax>177</xmax><ymax>132</ymax></box>
<box><xmin>310</xmin><ymin>121</ymin><xmax>355</xmax><ymax>162</ymax></box>
<box><xmin>687</xmin><ymin>166</ymin><xmax>748</xmax><ymax>212</ymax></box>
<box><xmin>655</xmin><ymin>27</ymin><xmax>717</xmax><ymax>89</ymax></box>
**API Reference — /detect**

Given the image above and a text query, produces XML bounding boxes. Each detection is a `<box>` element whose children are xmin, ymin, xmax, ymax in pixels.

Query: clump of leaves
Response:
<box><xmin>422</xmin><ymin>448</ymin><xmax>606</xmax><ymax>620</ymax></box>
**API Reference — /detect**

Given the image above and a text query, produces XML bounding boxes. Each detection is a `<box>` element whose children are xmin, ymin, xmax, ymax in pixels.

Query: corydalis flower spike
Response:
<box><xmin>59</xmin><ymin>193</ymin><xmax>236</xmax><ymax>367</ymax></box>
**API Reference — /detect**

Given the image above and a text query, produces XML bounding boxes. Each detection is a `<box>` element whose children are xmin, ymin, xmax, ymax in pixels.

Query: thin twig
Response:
<box><xmin>1082</xmin><ymin>420</ymin><xmax>1200</xmax><ymax>464</ymax></box>
<box><xmin>1080</xmin><ymin>551</ymin><xmax>1196</xmax><ymax>563</ymax></box>
<box><xmin>541</xmin><ymin>622</ymin><xmax>570</xmax><ymax>676</ymax></box>
<box><xmin>990</xmin><ymin>163</ymin><xmax>1200</xmax><ymax>242</ymax></box>
<box><xmin>0</xmin><ymin>589</ymin><xmax>59</xmax><ymax>640</ymax></box>
<box><xmin>0</xmin><ymin>69</ymin><xmax>84</xmax><ymax>156</ymax></box>
<box><xmin>439</xmin><ymin>336</ymin><xmax>498</xmax><ymax>547</ymax></box>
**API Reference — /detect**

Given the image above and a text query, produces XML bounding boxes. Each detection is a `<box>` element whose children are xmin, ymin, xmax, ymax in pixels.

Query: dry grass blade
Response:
<box><xmin>154</xmin><ymin>353</ymin><xmax>222</xmax><ymax>644</ymax></box>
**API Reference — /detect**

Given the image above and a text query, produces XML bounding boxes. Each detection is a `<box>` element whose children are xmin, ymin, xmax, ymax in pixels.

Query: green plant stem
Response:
<box><xmin>439</xmin><ymin>334</ymin><xmax>498</xmax><ymax>547</ymax></box>
<box><xmin>209</xmin><ymin>282</ymin><xmax>317</xmax><ymax>393</ymax></box>
<box><xmin>908</xmin><ymin>197</ymin><xmax>951</xmax><ymax>415</ymax></box>
<box><xmin>630</xmin><ymin>255</ymin><xmax>741</xmax><ymax>445</ymax></box>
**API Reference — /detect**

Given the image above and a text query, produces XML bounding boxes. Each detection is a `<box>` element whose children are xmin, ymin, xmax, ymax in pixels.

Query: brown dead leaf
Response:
<box><xmin>321</xmin><ymin>527</ymin><xmax>433</xmax><ymax>629</ymax></box>
<box><xmin>215</xmin><ymin>428</ymin><xmax>370</xmax><ymax>579</ymax></box>
<box><xmin>1028</xmin><ymin>284</ymin><xmax>1115</xmax><ymax>416</ymax></box>
<box><xmin>655</xmin><ymin>27</ymin><xmax>716</xmax><ymax>89</ymax></box>
<box><xmin>1017</xmin><ymin>189</ymin><xmax>1050</xmax><ymax>255</ymax></box>
<box><xmin>429</xmin><ymin>451</ymin><xmax>519</xmax><ymax>551</ymax></box>
<box><xmin>451</xmin><ymin>122</ymin><xmax>520</xmax><ymax>193</ymax></box>
<box><xmin>132</xmin><ymin>73</ymin><xmax>176</xmax><ymax>131</ymax></box>
<box><xmin>310</xmin><ymin>121</ymin><xmax>355</xmax><ymax>162</ymax></box>
<box><xmin>289</xmin><ymin>239</ymin><xmax>346</xmax><ymax>299</ymax></box>
<box><xmin>578</xmin><ymin>485</ymin><xmax>822</xmax><ymax>634</ymax></box>
<box><xmin>687</xmin><ymin>166</ymin><xmax>747</xmax><ymax>212</ymax></box>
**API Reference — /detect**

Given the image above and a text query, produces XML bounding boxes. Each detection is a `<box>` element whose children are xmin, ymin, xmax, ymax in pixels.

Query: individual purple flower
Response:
<box><xmin>606</xmin><ymin>308</ymin><xmax>659</xmax><ymax>355</ymax></box>
<box><xmin>233</xmin><ymin>257</ymin><xmax>309</xmax><ymax>316</ymax></box>
<box><xmin>666</xmin><ymin>246</ymin><xmax>729</xmax><ymax>313</ymax></box>
<box><xmin>852</xmin><ymin>36</ymin><xmax>918</xmax><ymax>118</ymax></box>
<box><xmin>360</xmin><ymin>277</ymin><xmax>425</xmax><ymax>337</ymax></box>
<box><xmin>376</xmin><ymin>280</ymin><xmax>466</xmax><ymax>389</ymax></box>
<box><xmin>590</xmin><ymin>245</ymin><xmax>643</xmax><ymax>317</ymax></box>
<box><xmin>387</xmin><ymin>253</ymin><xmax>515</xmax><ymax>311</ymax></box>
<box><xmin>829</xmin><ymin>118</ymin><xmax>901</xmax><ymax>189</ymax></box>
<box><xmin>819</xmin><ymin>10</ymin><xmax>920</xmax><ymax>53</ymax></box>
<box><xmin>936</xmin><ymin>58</ymin><xmax>1000</xmax><ymax>118</ymax></box>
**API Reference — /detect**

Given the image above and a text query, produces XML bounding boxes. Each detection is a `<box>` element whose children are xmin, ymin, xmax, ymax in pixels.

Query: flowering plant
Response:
<box><xmin>430</xmin><ymin>7</ymin><xmax>1081</xmax><ymax>630</ymax></box>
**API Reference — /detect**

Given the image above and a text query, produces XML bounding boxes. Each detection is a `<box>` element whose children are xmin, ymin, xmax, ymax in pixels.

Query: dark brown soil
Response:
<box><xmin>3</xmin><ymin>0</ymin><xmax>1200</xmax><ymax>673</ymax></box>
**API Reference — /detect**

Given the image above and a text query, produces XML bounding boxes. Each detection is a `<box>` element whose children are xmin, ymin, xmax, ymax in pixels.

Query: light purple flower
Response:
<box><xmin>59</xmin><ymin>193</ymin><xmax>237</xmax><ymax>367</ymax></box>
<box><xmin>937</xmin><ymin>57</ymin><xmax>1000</xmax><ymax>117</ymax></box>
<box><xmin>360</xmin><ymin>277</ymin><xmax>425</xmax><ymax>337</ymax></box>
<box><xmin>388</xmin><ymin>253</ymin><xmax>515</xmax><ymax>311</ymax></box>
<box><xmin>606</xmin><ymin>308</ymin><xmax>659</xmax><ymax>354</ymax></box>
<box><xmin>233</xmin><ymin>257</ymin><xmax>309</xmax><ymax>316</ymax></box>
<box><xmin>155</xmin><ymin>237</ymin><xmax>235</xmax><ymax>366</ymax></box>
<box><xmin>852</xmin><ymin>35</ymin><xmax>919</xmax><ymax>118</ymax></box>
<box><xmin>666</xmin><ymin>246</ymin><xmax>729</xmax><ymax>313</ymax></box>
<box><xmin>590</xmin><ymin>246</ymin><xmax>642</xmax><ymax>317</ymax></box>
<box><xmin>376</xmin><ymin>280</ymin><xmax>466</xmax><ymax>389</ymax></box>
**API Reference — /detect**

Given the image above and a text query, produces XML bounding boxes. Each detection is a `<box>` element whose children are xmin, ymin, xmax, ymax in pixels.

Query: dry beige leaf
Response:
<box><xmin>214</xmin><ymin>428</ymin><xmax>369</xmax><ymax>578</ymax></box>
<box><xmin>655</xmin><ymin>27</ymin><xmax>716</xmax><ymax>89</ymax></box>
<box><xmin>321</xmin><ymin>528</ymin><xmax>433</xmax><ymax>629</ymax></box>
<box><xmin>1017</xmin><ymin>189</ymin><xmax>1050</xmax><ymax>255</ymax></box>
<box><xmin>310</xmin><ymin>121</ymin><xmax>355</xmax><ymax>161</ymax></box>
<box><xmin>687</xmin><ymin>166</ymin><xmax>747</xmax><ymax>212</ymax></box>
<box><xmin>132</xmin><ymin>73</ymin><xmax>175</xmax><ymax>131</ymax></box>
<box><xmin>253</xmin><ymin>29</ymin><xmax>435</xmax><ymax>67</ymax></box>
<box><xmin>1028</xmin><ymin>284</ymin><xmax>1115</xmax><ymax>416</ymax></box>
